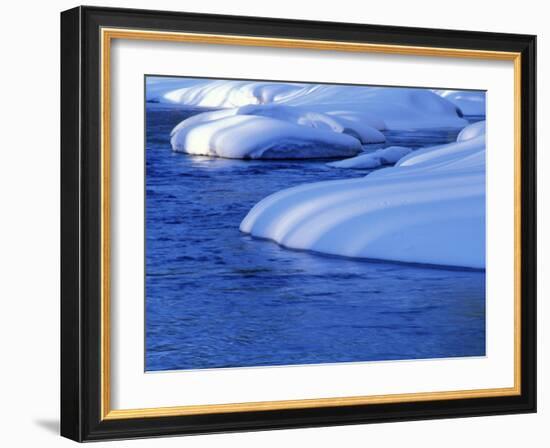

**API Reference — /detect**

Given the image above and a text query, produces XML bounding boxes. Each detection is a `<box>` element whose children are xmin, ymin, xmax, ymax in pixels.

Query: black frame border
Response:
<box><xmin>61</xmin><ymin>6</ymin><xmax>536</xmax><ymax>442</ymax></box>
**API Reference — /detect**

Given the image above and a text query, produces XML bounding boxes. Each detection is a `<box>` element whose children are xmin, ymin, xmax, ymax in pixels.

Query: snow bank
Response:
<box><xmin>155</xmin><ymin>78</ymin><xmax>467</xmax><ymax>131</ymax></box>
<box><xmin>164</xmin><ymin>81</ymin><xmax>305</xmax><ymax>108</ymax></box>
<box><xmin>327</xmin><ymin>146</ymin><xmax>412</xmax><ymax>169</ymax></box>
<box><xmin>159</xmin><ymin>78</ymin><xmax>472</xmax><ymax>159</ymax></box>
<box><xmin>240</xmin><ymin>121</ymin><xmax>486</xmax><ymax>269</ymax></box>
<box><xmin>281</xmin><ymin>85</ymin><xmax>467</xmax><ymax>130</ymax></box>
<box><xmin>435</xmin><ymin>90</ymin><xmax>486</xmax><ymax>116</ymax></box>
<box><xmin>171</xmin><ymin>114</ymin><xmax>362</xmax><ymax>159</ymax></box>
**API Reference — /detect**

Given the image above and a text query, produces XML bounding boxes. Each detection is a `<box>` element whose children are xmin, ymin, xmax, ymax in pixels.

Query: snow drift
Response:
<box><xmin>240</xmin><ymin>121</ymin><xmax>486</xmax><ymax>269</ymax></box>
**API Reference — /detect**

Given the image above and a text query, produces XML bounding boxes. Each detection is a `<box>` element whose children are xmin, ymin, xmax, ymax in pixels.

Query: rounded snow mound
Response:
<box><xmin>171</xmin><ymin>114</ymin><xmax>363</xmax><ymax>159</ymax></box>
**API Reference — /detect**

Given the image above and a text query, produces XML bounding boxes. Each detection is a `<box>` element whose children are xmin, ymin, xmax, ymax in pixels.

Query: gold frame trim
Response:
<box><xmin>100</xmin><ymin>28</ymin><xmax>522</xmax><ymax>421</ymax></box>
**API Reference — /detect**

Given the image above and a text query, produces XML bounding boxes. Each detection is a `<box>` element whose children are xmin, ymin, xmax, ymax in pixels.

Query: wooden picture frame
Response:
<box><xmin>61</xmin><ymin>5</ymin><xmax>536</xmax><ymax>441</ymax></box>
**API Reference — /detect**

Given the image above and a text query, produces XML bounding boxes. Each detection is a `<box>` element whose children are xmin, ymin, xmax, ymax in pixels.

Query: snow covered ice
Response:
<box><xmin>240</xmin><ymin>121</ymin><xmax>486</xmax><ymax>269</ymax></box>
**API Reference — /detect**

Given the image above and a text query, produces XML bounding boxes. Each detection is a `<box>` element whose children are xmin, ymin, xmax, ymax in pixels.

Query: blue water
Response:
<box><xmin>145</xmin><ymin>103</ymin><xmax>486</xmax><ymax>371</ymax></box>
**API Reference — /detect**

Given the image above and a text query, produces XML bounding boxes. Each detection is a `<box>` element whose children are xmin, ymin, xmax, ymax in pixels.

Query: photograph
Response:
<box><xmin>144</xmin><ymin>76</ymin><xmax>487</xmax><ymax>372</ymax></box>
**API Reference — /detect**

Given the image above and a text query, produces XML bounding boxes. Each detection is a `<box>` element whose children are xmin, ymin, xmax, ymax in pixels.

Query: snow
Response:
<box><xmin>165</xmin><ymin>81</ymin><xmax>305</xmax><ymax>108</ymax></box>
<box><xmin>156</xmin><ymin>77</ymin><xmax>472</xmax><ymax>159</ymax></box>
<box><xmin>394</xmin><ymin>121</ymin><xmax>485</xmax><ymax>171</ymax></box>
<box><xmin>280</xmin><ymin>85</ymin><xmax>468</xmax><ymax>130</ymax></box>
<box><xmin>327</xmin><ymin>146</ymin><xmax>412</xmax><ymax>169</ymax></box>
<box><xmin>457</xmin><ymin>120</ymin><xmax>485</xmax><ymax>142</ymax></box>
<box><xmin>240</xmin><ymin>121</ymin><xmax>486</xmax><ymax>269</ymax></box>
<box><xmin>435</xmin><ymin>90</ymin><xmax>486</xmax><ymax>116</ymax></box>
<box><xmin>170</xmin><ymin>114</ymin><xmax>363</xmax><ymax>159</ymax></box>
<box><xmin>146</xmin><ymin>77</ymin><xmax>206</xmax><ymax>103</ymax></box>
<box><xmin>395</xmin><ymin>138</ymin><xmax>483</xmax><ymax>171</ymax></box>
<box><xmin>155</xmin><ymin>78</ymin><xmax>468</xmax><ymax>131</ymax></box>
<box><xmin>170</xmin><ymin>108</ymin><xmax>240</xmax><ymax>137</ymax></box>
<box><xmin>236</xmin><ymin>104</ymin><xmax>386</xmax><ymax>144</ymax></box>
<box><xmin>169</xmin><ymin>103</ymin><xmax>385</xmax><ymax>158</ymax></box>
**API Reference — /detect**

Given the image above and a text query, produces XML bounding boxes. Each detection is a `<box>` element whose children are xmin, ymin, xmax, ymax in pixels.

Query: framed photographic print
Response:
<box><xmin>60</xmin><ymin>6</ymin><xmax>536</xmax><ymax>442</ymax></box>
